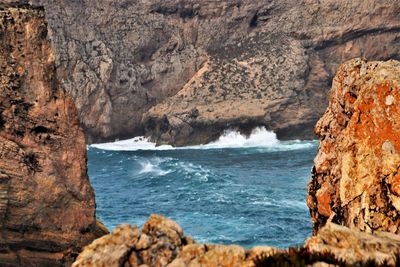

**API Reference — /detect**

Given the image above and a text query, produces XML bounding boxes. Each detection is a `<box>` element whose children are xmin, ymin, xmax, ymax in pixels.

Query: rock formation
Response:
<box><xmin>305</xmin><ymin>223</ymin><xmax>400</xmax><ymax>266</ymax></box>
<box><xmin>307</xmin><ymin>58</ymin><xmax>400</xmax><ymax>234</ymax></box>
<box><xmin>0</xmin><ymin>4</ymin><xmax>107</xmax><ymax>266</ymax></box>
<box><xmin>73</xmin><ymin>214</ymin><xmax>400</xmax><ymax>266</ymax></box>
<box><xmin>9</xmin><ymin>0</ymin><xmax>399</xmax><ymax>144</ymax></box>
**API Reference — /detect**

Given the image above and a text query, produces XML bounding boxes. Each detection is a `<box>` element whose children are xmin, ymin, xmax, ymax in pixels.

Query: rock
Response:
<box><xmin>74</xmin><ymin>215</ymin><xmax>400</xmax><ymax>266</ymax></box>
<box><xmin>305</xmin><ymin>222</ymin><xmax>400</xmax><ymax>266</ymax></box>
<box><xmin>3</xmin><ymin>0</ymin><xmax>396</xmax><ymax>144</ymax></box>
<box><xmin>0</xmin><ymin>5</ymin><xmax>107</xmax><ymax>266</ymax></box>
<box><xmin>73</xmin><ymin>215</ymin><xmax>191</xmax><ymax>267</ymax></box>
<box><xmin>72</xmin><ymin>225</ymin><xmax>140</xmax><ymax>267</ymax></box>
<box><xmin>307</xmin><ymin>58</ymin><xmax>400</xmax><ymax>234</ymax></box>
<box><xmin>73</xmin><ymin>214</ymin><xmax>283</xmax><ymax>267</ymax></box>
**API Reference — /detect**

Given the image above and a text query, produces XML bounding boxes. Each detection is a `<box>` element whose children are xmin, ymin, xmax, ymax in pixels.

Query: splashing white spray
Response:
<box><xmin>90</xmin><ymin>127</ymin><xmax>314</xmax><ymax>151</ymax></box>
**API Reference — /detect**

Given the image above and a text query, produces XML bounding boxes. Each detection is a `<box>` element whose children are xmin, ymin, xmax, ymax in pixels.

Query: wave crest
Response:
<box><xmin>90</xmin><ymin>127</ymin><xmax>315</xmax><ymax>151</ymax></box>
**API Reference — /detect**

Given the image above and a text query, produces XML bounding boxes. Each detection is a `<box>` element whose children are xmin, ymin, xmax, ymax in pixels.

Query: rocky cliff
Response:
<box><xmin>0</xmin><ymin>4</ymin><xmax>106</xmax><ymax>266</ymax></box>
<box><xmin>307</xmin><ymin>59</ymin><xmax>400</xmax><ymax>234</ymax></box>
<box><xmin>13</xmin><ymin>0</ymin><xmax>400</xmax><ymax>144</ymax></box>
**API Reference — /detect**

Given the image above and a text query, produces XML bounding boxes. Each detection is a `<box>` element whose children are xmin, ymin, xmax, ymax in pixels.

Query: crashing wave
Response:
<box><xmin>90</xmin><ymin>127</ymin><xmax>316</xmax><ymax>151</ymax></box>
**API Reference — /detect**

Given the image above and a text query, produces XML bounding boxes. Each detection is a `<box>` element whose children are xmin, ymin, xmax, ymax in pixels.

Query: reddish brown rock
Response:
<box><xmin>0</xmin><ymin>5</ymin><xmax>107</xmax><ymax>266</ymax></box>
<box><xmin>307</xmin><ymin>58</ymin><xmax>400</xmax><ymax>234</ymax></box>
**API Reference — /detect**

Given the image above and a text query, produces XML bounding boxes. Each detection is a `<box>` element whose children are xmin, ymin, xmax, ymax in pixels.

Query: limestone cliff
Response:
<box><xmin>13</xmin><ymin>0</ymin><xmax>400</xmax><ymax>144</ymax></box>
<box><xmin>307</xmin><ymin>59</ymin><xmax>400</xmax><ymax>234</ymax></box>
<box><xmin>0</xmin><ymin>4</ymin><xmax>106</xmax><ymax>266</ymax></box>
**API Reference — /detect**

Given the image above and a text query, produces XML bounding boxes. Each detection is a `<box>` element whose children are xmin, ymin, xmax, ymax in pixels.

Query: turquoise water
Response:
<box><xmin>88</xmin><ymin>128</ymin><xmax>317</xmax><ymax>248</ymax></box>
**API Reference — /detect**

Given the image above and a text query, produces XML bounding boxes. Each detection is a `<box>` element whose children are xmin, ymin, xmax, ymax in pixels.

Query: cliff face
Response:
<box><xmin>18</xmin><ymin>0</ymin><xmax>400</xmax><ymax>144</ymax></box>
<box><xmin>307</xmin><ymin>59</ymin><xmax>400</xmax><ymax>234</ymax></box>
<box><xmin>0</xmin><ymin>5</ymin><xmax>106</xmax><ymax>266</ymax></box>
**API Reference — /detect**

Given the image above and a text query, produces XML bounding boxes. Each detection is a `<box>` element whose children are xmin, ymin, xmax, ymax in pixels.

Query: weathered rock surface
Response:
<box><xmin>74</xmin><ymin>215</ymin><xmax>400</xmax><ymax>267</ymax></box>
<box><xmin>6</xmin><ymin>0</ymin><xmax>399</xmax><ymax>144</ymax></box>
<box><xmin>307</xmin><ymin>59</ymin><xmax>400</xmax><ymax>234</ymax></box>
<box><xmin>305</xmin><ymin>222</ymin><xmax>400</xmax><ymax>266</ymax></box>
<box><xmin>72</xmin><ymin>214</ymin><xmax>282</xmax><ymax>267</ymax></box>
<box><xmin>0</xmin><ymin>5</ymin><xmax>107</xmax><ymax>266</ymax></box>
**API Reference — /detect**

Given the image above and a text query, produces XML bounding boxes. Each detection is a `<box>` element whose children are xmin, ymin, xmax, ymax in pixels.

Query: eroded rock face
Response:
<box><xmin>0</xmin><ymin>5</ymin><xmax>106</xmax><ymax>266</ymax></box>
<box><xmin>9</xmin><ymin>0</ymin><xmax>400</xmax><ymax>144</ymax></box>
<box><xmin>307</xmin><ymin>59</ymin><xmax>400</xmax><ymax>234</ymax></box>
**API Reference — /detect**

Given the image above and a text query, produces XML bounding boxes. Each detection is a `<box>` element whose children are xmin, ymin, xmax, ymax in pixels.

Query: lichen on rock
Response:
<box><xmin>307</xmin><ymin>58</ymin><xmax>400</xmax><ymax>234</ymax></box>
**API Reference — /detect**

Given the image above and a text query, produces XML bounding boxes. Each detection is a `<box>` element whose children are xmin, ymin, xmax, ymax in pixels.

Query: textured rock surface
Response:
<box><xmin>74</xmin><ymin>215</ymin><xmax>400</xmax><ymax>266</ymax></box>
<box><xmin>73</xmin><ymin>214</ymin><xmax>282</xmax><ymax>267</ymax></box>
<box><xmin>7</xmin><ymin>0</ymin><xmax>399</xmax><ymax>144</ymax></box>
<box><xmin>0</xmin><ymin>5</ymin><xmax>107</xmax><ymax>266</ymax></box>
<box><xmin>307</xmin><ymin>59</ymin><xmax>400</xmax><ymax>234</ymax></box>
<box><xmin>305</xmin><ymin>222</ymin><xmax>400</xmax><ymax>266</ymax></box>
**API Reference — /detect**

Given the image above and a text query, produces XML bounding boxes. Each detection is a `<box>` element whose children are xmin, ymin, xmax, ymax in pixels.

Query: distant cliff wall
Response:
<box><xmin>0</xmin><ymin>5</ymin><xmax>106</xmax><ymax>266</ymax></box>
<box><xmin>19</xmin><ymin>0</ymin><xmax>400</xmax><ymax>144</ymax></box>
<box><xmin>307</xmin><ymin>58</ymin><xmax>400</xmax><ymax>234</ymax></box>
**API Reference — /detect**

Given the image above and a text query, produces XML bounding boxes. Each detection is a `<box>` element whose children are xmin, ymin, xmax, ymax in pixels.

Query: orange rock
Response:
<box><xmin>308</xmin><ymin>58</ymin><xmax>400</xmax><ymax>234</ymax></box>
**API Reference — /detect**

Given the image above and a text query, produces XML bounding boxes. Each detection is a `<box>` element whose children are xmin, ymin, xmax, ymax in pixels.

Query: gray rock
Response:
<box><xmin>24</xmin><ymin>0</ymin><xmax>400</xmax><ymax>144</ymax></box>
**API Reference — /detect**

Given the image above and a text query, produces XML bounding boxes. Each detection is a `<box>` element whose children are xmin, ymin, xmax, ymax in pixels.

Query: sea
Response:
<box><xmin>88</xmin><ymin>127</ymin><xmax>318</xmax><ymax>248</ymax></box>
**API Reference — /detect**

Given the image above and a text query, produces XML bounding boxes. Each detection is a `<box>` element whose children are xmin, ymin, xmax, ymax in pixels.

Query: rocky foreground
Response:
<box><xmin>5</xmin><ymin>0</ymin><xmax>400</xmax><ymax>144</ymax></box>
<box><xmin>0</xmin><ymin>5</ymin><xmax>107</xmax><ymax>266</ymax></box>
<box><xmin>72</xmin><ymin>214</ymin><xmax>400</xmax><ymax>267</ymax></box>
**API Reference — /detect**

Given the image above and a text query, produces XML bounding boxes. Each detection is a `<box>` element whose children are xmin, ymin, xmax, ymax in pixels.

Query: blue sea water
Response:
<box><xmin>88</xmin><ymin>128</ymin><xmax>318</xmax><ymax>248</ymax></box>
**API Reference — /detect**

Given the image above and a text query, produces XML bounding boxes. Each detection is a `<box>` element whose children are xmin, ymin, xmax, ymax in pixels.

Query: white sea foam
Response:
<box><xmin>174</xmin><ymin>162</ymin><xmax>212</xmax><ymax>182</ymax></box>
<box><xmin>90</xmin><ymin>127</ymin><xmax>316</xmax><ymax>151</ymax></box>
<box><xmin>193</xmin><ymin>127</ymin><xmax>278</xmax><ymax>149</ymax></box>
<box><xmin>137</xmin><ymin>157</ymin><xmax>171</xmax><ymax>176</ymax></box>
<box><xmin>91</xmin><ymin>136</ymin><xmax>174</xmax><ymax>151</ymax></box>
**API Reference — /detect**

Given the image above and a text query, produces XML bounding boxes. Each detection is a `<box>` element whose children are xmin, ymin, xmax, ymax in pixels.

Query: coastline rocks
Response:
<box><xmin>307</xmin><ymin>59</ymin><xmax>400</xmax><ymax>234</ymax></box>
<box><xmin>305</xmin><ymin>222</ymin><xmax>400</xmax><ymax>266</ymax></box>
<box><xmin>73</xmin><ymin>215</ymin><xmax>197</xmax><ymax>267</ymax></box>
<box><xmin>74</xmin><ymin>215</ymin><xmax>400</xmax><ymax>266</ymax></box>
<box><xmin>13</xmin><ymin>0</ymin><xmax>400</xmax><ymax>144</ymax></box>
<box><xmin>0</xmin><ymin>5</ymin><xmax>107</xmax><ymax>266</ymax></box>
<box><xmin>73</xmin><ymin>214</ymin><xmax>282</xmax><ymax>267</ymax></box>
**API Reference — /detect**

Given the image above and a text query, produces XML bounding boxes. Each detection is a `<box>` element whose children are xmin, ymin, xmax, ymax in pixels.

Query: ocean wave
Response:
<box><xmin>172</xmin><ymin>161</ymin><xmax>213</xmax><ymax>182</ymax></box>
<box><xmin>90</xmin><ymin>127</ymin><xmax>316</xmax><ymax>151</ymax></box>
<box><xmin>137</xmin><ymin>157</ymin><xmax>172</xmax><ymax>176</ymax></box>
